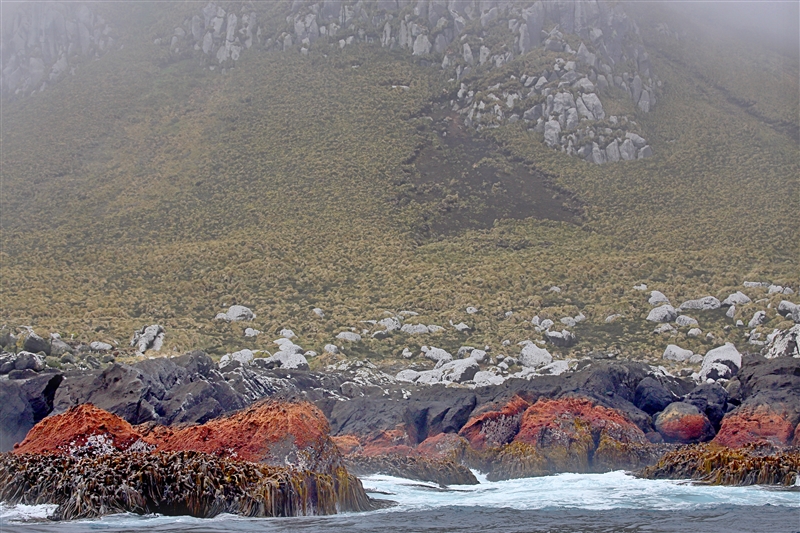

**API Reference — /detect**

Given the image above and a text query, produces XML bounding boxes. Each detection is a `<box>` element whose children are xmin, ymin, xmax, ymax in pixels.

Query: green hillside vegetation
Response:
<box><xmin>1</xmin><ymin>2</ymin><xmax>797</xmax><ymax>367</ymax></box>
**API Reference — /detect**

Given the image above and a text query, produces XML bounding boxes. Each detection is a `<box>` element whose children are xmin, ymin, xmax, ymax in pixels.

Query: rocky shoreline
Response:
<box><xmin>1</xmin><ymin>331</ymin><xmax>798</xmax><ymax>520</ymax></box>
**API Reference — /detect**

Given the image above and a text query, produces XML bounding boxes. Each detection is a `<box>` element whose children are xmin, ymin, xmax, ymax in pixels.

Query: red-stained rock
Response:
<box><xmin>13</xmin><ymin>404</ymin><xmax>144</xmax><ymax>455</ymax></box>
<box><xmin>334</xmin><ymin>427</ymin><xmax>414</xmax><ymax>457</ymax></box>
<box><xmin>713</xmin><ymin>405</ymin><xmax>796</xmax><ymax>448</ymax></box>
<box><xmin>416</xmin><ymin>432</ymin><xmax>468</xmax><ymax>460</ymax></box>
<box><xmin>141</xmin><ymin>400</ymin><xmax>342</xmax><ymax>472</ymax></box>
<box><xmin>654</xmin><ymin>402</ymin><xmax>715</xmax><ymax>444</ymax></box>
<box><xmin>458</xmin><ymin>395</ymin><xmax>530</xmax><ymax>450</ymax></box>
<box><xmin>515</xmin><ymin>397</ymin><xmax>646</xmax><ymax>447</ymax></box>
<box><xmin>482</xmin><ymin>397</ymin><xmax>652</xmax><ymax>480</ymax></box>
<box><xmin>331</xmin><ymin>434</ymin><xmax>361</xmax><ymax>456</ymax></box>
<box><xmin>14</xmin><ymin>401</ymin><xmax>346</xmax><ymax>474</ymax></box>
<box><xmin>794</xmin><ymin>423</ymin><xmax>800</xmax><ymax>447</ymax></box>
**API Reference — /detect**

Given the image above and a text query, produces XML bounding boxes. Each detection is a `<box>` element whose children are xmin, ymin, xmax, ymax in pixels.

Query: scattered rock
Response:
<box><xmin>678</xmin><ymin>296</ymin><xmax>721</xmax><ymax>311</ymax></box>
<box><xmin>699</xmin><ymin>343</ymin><xmax>741</xmax><ymax>381</ymax></box>
<box><xmin>336</xmin><ymin>332</ymin><xmax>362</xmax><ymax>343</ymax></box>
<box><xmin>130</xmin><ymin>325</ymin><xmax>165</xmax><ymax>354</ymax></box>
<box><xmin>401</xmin><ymin>324</ymin><xmax>430</xmax><ymax>335</ymax></box>
<box><xmin>662</xmin><ymin>345</ymin><xmax>693</xmax><ymax>362</ymax></box>
<box><xmin>675</xmin><ymin>315</ymin><xmax>698</xmax><ymax>327</ymax></box>
<box><xmin>748</xmin><ymin>311</ymin><xmax>767</xmax><ymax>328</ymax></box>
<box><xmin>764</xmin><ymin>324</ymin><xmax>799</xmax><ymax>358</ymax></box>
<box><xmin>722</xmin><ymin>291</ymin><xmax>751</xmax><ymax>307</ymax></box>
<box><xmin>89</xmin><ymin>341</ymin><xmax>113</xmax><ymax>352</ymax></box>
<box><xmin>519</xmin><ymin>343</ymin><xmax>553</xmax><ymax>368</ymax></box>
<box><xmin>216</xmin><ymin>305</ymin><xmax>255</xmax><ymax>322</ymax></box>
<box><xmin>687</xmin><ymin>328</ymin><xmax>702</xmax><ymax>338</ymax></box>
<box><xmin>647</xmin><ymin>305</ymin><xmax>677</xmax><ymax>323</ymax></box>
<box><xmin>648</xmin><ymin>291</ymin><xmax>670</xmax><ymax>305</ymax></box>
<box><xmin>545</xmin><ymin>329</ymin><xmax>576</xmax><ymax>347</ymax></box>
<box><xmin>244</xmin><ymin>327</ymin><xmax>261</xmax><ymax>337</ymax></box>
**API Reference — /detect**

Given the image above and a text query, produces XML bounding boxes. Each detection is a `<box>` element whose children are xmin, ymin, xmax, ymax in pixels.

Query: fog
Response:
<box><xmin>663</xmin><ymin>1</ymin><xmax>799</xmax><ymax>58</ymax></box>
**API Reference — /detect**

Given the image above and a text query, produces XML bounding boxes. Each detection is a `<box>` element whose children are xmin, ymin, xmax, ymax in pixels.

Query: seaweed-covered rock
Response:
<box><xmin>641</xmin><ymin>444</ymin><xmax>799</xmax><ymax>486</ymax></box>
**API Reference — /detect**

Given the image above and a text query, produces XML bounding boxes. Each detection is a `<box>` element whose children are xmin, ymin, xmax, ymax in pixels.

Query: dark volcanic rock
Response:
<box><xmin>52</xmin><ymin>352</ymin><xmax>300</xmax><ymax>427</ymax></box>
<box><xmin>23</xmin><ymin>333</ymin><xmax>50</xmax><ymax>355</ymax></box>
<box><xmin>684</xmin><ymin>383</ymin><xmax>729</xmax><ymax>430</ymax></box>
<box><xmin>0</xmin><ymin>372</ymin><xmax>63</xmax><ymax>451</ymax></box>
<box><xmin>634</xmin><ymin>377</ymin><xmax>677</xmax><ymax>415</ymax></box>
<box><xmin>0</xmin><ymin>381</ymin><xmax>34</xmax><ymax>452</ymax></box>
<box><xmin>712</xmin><ymin>355</ymin><xmax>800</xmax><ymax>447</ymax></box>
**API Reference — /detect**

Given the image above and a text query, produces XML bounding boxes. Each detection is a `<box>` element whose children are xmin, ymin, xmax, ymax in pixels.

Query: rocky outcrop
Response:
<box><xmin>484</xmin><ymin>397</ymin><xmax>657</xmax><ymax>480</ymax></box>
<box><xmin>713</xmin><ymin>405</ymin><xmax>796</xmax><ymax>448</ymax></box>
<box><xmin>1</xmin><ymin>2</ymin><xmax>117</xmax><ymax>97</ymax></box>
<box><xmin>0</xmin><ymin>372</ymin><xmax>64</xmax><ymax>452</ymax></box>
<box><xmin>170</xmin><ymin>0</ymin><xmax>658</xmax><ymax>164</ymax></box>
<box><xmin>1</xmin><ymin>450</ymin><xmax>374</xmax><ymax>520</ymax></box>
<box><xmin>343</xmin><ymin>454</ymin><xmax>478</xmax><ymax>486</ymax></box>
<box><xmin>641</xmin><ymin>444</ymin><xmax>799</xmax><ymax>486</ymax></box>
<box><xmin>13</xmin><ymin>403</ymin><xmax>146</xmax><ymax>455</ymax></box>
<box><xmin>654</xmin><ymin>402</ymin><xmax>715</xmax><ymax>444</ymax></box>
<box><xmin>4</xmin><ymin>401</ymin><xmax>374</xmax><ymax>519</ymax></box>
<box><xmin>142</xmin><ymin>400</ymin><xmax>344</xmax><ymax>473</ymax></box>
<box><xmin>711</xmin><ymin>355</ymin><xmax>800</xmax><ymax>448</ymax></box>
<box><xmin>130</xmin><ymin>324</ymin><xmax>165</xmax><ymax>354</ymax></box>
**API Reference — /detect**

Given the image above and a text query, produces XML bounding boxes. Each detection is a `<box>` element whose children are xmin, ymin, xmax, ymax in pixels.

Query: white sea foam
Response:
<box><xmin>2</xmin><ymin>472</ymin><xmax>798</xmax><ymax>529</ymax></box>
<box><xmin>361</xmin><ymin>470</ymin><xmax>800</xmax><ymax>512</ymax></box>
<box><xmin>0</xmin><ymin>502</ymin><xmax>58</xmax><ymax>522</ymax></box>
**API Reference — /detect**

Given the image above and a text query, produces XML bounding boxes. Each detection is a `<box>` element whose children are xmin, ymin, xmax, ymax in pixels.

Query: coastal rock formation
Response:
<box><xmin>143</xmin><ymin>401</ymin><xmax>343</xmax><ymax>473</ymax></box>
<box><xmin>641</xmin><ymin>444</ymin><xmax>800</xmax><ymax>486</ymax></box>
<box><xmin>1</xmin><ymin>451</ymin><xmax>373</xmax><ymax>520</ymax></box>
<box><xmin>654</xmin><ymin>402</ymin><xmax>715</xmax><ymax>444</ymax></box>
<box><xmin>343</xmin><ymin>454</ymin><xmax>478</xmax><ymax>486</ymax></box>
<box><xmin>713</xmin><ymin>405</ymin><xmax>796</xmax><ymax>448</ymax></box>
<box><xmin>484</xmin><ymin>397</ymin><xmax>656</xmax><ymax>480</ymax></box>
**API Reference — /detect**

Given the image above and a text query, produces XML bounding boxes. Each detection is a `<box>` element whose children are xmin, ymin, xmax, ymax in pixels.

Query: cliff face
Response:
<box><xmin>1</xmin><ymin>2</ymin><xmax>117</xmax><ymax>95</ymax></box>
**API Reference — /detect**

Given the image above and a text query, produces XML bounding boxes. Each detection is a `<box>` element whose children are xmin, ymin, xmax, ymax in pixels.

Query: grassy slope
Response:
<box><xmin>1</xmin><ymin>2</ymin><xmax>797</xmax><ymax>365</ymax></box>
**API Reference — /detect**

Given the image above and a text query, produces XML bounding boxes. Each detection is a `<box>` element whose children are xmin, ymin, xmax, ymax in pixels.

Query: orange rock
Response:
<box><xmin>332</xmin><ymin>434</ymin><xmax>362</xmax><ymax>455</ymax></box>
<box><xmin>13</xmin><ymin>404</ymin><xmax>144</xmax><ymax>455</ymax></box>
<box><xmin>654</xmin><ymin>402</ymin><xmax>715</xmax><ymax>444</ymax></box>
<box><xmin>458</xmin><ymin>395</ymin><xmax>530</xmax><ymax>450</ymax></box>
<box><xmin>515</xmin><ymin>397</ymin><xmax>645</xmax><ymax>447</ymax></box>
<box><xmin>141</xmin><ymin>400</ymin><xmax>341</xmax><ymax>471</ymax></box>
<box><xmin>14</xmin><ymin>401</ymin><xmax>345</xmax><ymax>474</ymax></box>
<box><xmin>416</xmin><ymin>432</ymin><xmax>468</xmax><ymax>459</ymax></box>
<box><xmin>355</xmin><ymin>427</ymin><xmax>414</xmax><ymax>456</ymax></box>
<box><xmin>713</xmin><ymin>405</ymin><xmax>796</xmax><ymax>448</ymax></box>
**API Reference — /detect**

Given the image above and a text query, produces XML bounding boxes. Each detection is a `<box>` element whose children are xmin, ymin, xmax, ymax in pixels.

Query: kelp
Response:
<box><xmin>0</xmin><ymin>450</ymin><xmax>374</xmax><ymax>521</ymax></box>
<box><xmin>640</xmin><ymin>444</ymin><xmax>800</xmax><ymax>486</ymax></box>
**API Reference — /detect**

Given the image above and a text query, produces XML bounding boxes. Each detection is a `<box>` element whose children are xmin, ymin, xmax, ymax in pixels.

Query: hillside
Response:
<box><xmin>1</xmin><ymin>0</ymin><xmax>797</xmax><ymax>370</ymax></box>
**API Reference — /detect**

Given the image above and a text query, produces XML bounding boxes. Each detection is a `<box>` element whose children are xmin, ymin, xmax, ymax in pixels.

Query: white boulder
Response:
<box><xmin>663</xmin><ymin>344</ymin><xmax>693</xmax><ymax>362</ymax></box>
<box><xmin>679</xmin><ymin>296</ymin><xmax>721</xmax><ymax>311</ymax></box>
<box><xmin>647</xmin><ymin>305</ymin><xmax>677</xmax><ymax>323</ymax></box>
<box><xmin>336</xmin><ymin>332</ymin><xmax>362</xmax><ymax>342</ymax></box>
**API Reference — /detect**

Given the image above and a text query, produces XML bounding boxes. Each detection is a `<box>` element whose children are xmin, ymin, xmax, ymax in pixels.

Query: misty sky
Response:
<box><xmin>664</xmin><ymin>1</ymin><xmax>799</xmax><ymax>56</ymax></box>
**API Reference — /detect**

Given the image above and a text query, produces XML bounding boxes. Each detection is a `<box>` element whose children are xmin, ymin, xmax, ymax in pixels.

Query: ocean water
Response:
<box><xmin>2</xmin><ymin>471</ymin><xmax>799</xmax><ymax>533</ymax></box>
